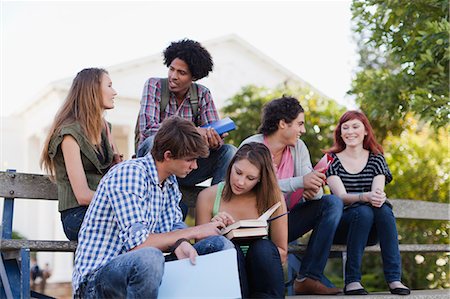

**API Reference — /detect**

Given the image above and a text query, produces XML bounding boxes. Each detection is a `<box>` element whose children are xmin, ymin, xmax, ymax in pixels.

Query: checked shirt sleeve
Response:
<box><xmin>106</xmin><ymin>164</ymin><xmax>154</xmax><ymax>251</ymax></box>
<box><xmin>139</xmin><ymin>78</ymin><xmax>161</xmax><ymax>144</ymax></box>
<box><xmin>198</xmin><ymin>87</ymin><xmax>220</xmax><ymax>126</ymax></box>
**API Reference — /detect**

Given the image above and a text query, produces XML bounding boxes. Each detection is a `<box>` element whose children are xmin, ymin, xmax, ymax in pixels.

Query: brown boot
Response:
<box><xmin>294</xmin><ymin>277</ymin><xmax>342</xmax><ymax>295</ymax></box>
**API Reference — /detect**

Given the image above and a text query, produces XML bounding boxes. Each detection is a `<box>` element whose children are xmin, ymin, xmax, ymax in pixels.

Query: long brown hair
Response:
<box><xmin>222</xmin><ymin>142</ymin><xmax>281</xmax><ymax>215</ymax></box>
<box><xmin>40</xmin><ymin>68</ymin><xmax>108</xmax><ymax>176</ymax></box>
<box><xmin>327</xmin><ymin>110</ymin><xmax>384</xmax><ymax>155</ymax></box>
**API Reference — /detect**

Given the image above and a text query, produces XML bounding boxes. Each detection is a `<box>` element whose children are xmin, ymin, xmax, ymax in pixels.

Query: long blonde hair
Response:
<box><xmin>40</xmin><ymin>68</ymin><xmax>107</xmax><ymax>176</ymax></box>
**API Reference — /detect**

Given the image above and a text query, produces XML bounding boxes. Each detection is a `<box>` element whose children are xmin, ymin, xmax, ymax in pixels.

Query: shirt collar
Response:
<box><xmin>144</xmin><ymin>154</ymin><xmax>177</xmax><ymax>187</ymax></box>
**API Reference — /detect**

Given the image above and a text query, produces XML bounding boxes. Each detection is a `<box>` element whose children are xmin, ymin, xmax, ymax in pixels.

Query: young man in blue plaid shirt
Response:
<box><xmin>73</xmin><ymin>116</ymin><xmax>234</xmax><ymax>298</ymax></box>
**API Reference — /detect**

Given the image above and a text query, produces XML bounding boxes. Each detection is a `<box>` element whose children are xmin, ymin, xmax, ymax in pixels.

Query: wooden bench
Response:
<box><xmin>1</xmin><ymin>170</ymin><xmax>449</xmax><ymax>298</ymax></box>
<box><xmin>0</xmin><ymin>170</ymin><xmax>202</xmax><ymax>298</ymax></box>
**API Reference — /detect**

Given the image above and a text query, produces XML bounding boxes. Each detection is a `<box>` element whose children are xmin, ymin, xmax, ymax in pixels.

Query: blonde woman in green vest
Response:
<box><xmin>40</xmin><ymin>68</ymin><xmax>118</xmax><ymax>241</ymax></box>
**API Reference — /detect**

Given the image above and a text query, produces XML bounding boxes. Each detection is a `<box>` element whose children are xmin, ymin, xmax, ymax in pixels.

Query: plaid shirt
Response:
<box><xmin>138</xmin><ymin>77</ymin><xmax>220</xmax><ymax>145</ymax></box>
<box><xmin>72</xmin><ymin>154</ymin><xmax>185</xmax><ymax>294</ymax></box>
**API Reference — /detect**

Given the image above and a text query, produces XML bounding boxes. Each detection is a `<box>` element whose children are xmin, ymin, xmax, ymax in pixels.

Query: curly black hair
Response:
<box><xmin>259</xmin><ymin>96</ymin><xmax>304</xmax><ymax>136</ymax></box>
<box><xmin>163</xmin><ymin>39</ymin><xmax>213</xmax><ymax>80</ymax></box>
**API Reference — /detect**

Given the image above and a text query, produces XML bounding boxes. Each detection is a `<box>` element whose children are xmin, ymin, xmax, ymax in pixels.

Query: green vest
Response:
<box><xmin>48</xmin><ymin>122</ymin><xmax>114</xmax><ymax>212</ymax></box>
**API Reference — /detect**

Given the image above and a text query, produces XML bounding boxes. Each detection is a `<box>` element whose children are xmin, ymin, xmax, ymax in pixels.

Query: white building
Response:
<box><xmin>1</xmin><ymin>34</ymin><xmax>324</xmax><ymax>282</ymax></box>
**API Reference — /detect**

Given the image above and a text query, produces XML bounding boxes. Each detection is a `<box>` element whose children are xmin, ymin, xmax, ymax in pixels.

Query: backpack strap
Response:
<box><xmin>160</xmin><ymin>78</ymin><xmax>170</xmax><ymax>120</ymax></box>
<box><xmin>189</xmin><ymin>83</ymin><xmax>200</xmax><ymax>126</ymax></box>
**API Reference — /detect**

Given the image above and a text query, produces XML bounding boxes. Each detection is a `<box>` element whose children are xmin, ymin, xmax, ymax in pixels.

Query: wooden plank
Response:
<box><xmin>0</xmin><ymin>171</ymin><xmax>57</xmax><ymax>200</ymax></box>
<box><xmin>390</xmin><ymin>199</ymin><xmax>450</xmax><ymax>221</ymax></box>
<box><xmin>0</xmin><ymin>239</ymin><xmax>77</xmax><ymax>252</ymax></box>
<box><xmin>288</xmin><ymin>243</ymin><xmax>450</xmax><ymax>253</ymax></box>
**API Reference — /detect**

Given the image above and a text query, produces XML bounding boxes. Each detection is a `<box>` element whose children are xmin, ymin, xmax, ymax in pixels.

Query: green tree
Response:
<box><xmin>384</xmin><ymin>121</ymin><xmax>449</xmax><ymax>289</ymax></box>
<box><xmin>350</xmin><ymin>0</ymin><xmax>449</xmax><ymax>138</ymax></box>
<box><xmin>221</xmin><ymin>84</ymin><xmax>346</xmax><ymax>163</ymax></box>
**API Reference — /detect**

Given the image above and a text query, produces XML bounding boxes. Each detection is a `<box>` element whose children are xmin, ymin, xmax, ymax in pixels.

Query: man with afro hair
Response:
<box><xmin>137</xmin><ymin>39</ymin><xmax>236</xmax><ymax>191</ymax></box>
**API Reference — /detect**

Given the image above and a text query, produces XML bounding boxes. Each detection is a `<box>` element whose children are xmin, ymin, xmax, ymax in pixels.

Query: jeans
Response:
<box><xmin>137</xmin><ymin>135</ymin><xmax>236</xmax><ymax>186</ymax></box>
<box><xmin>288</xmin><ymin>195</ymin><xmax>343</xmax><ymax>283</ymax></box>
<box><xmin>333</xmin><ymin>203</ymin><xmax>402</xmax><ymax>284</ymax></box>
<box><xmin>235</xmin><ymin>239</ymin><xmax>284</xmax><ymax>298</ymax></box>
<box><xmin>78</xmin><ymin>235</ymin><xmax>234</xmax><ymax>298</ymax></box>
<box><xmin>60</xmin><ymin>206</ymin><xmax>87</xmax><ymax>241</ymax></box>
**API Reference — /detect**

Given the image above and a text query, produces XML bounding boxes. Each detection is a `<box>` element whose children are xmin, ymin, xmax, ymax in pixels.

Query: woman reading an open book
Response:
<box><xmin>196</xmin><ymin>142</ymin><xmax>287</xmax><ymax>298</ymax></box>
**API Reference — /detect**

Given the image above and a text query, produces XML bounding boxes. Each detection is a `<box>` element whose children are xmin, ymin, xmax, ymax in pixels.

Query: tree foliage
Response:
<box><xmin>374</xmin><ymin>121</ymin><xmax>449</xmax><ymax>289</ymax></box>
<box><xmin>350</xmin><ymin>0</ymin><xmax>449</xmax><ymax>138</ymax></box>
<box><xmin>221</xmin><ymin>84</ymin><xmax>346</xmax><ymax>163</ymax></box>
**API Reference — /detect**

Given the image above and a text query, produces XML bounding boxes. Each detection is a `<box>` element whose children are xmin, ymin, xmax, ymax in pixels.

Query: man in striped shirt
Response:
<box><xmin>73</xmin><ymin>117</ymin><xmax>234</xmax><ymax>298</ymax></box>
<box><xmin>137</xmin><ymin>39</ymin><xmax>236</xmax><ymax>188</ymax></box>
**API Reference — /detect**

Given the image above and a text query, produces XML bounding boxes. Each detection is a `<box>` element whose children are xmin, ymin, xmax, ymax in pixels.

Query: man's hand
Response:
<box><xmin>303</xmin><ymin>171</ymin><xmax>326</xmax><ymax>194</ymax></box>
<box><xmin>303</xmin><ymin>189</ymin><xmax>319</xmax><ymax>200</ymax></box>
<box><xmin>174</xmin><ymin>241</ymin><xmax>198</xmax><ymax>265</ymax></box>
<box><xmin>211</xmin><ymin>211</ymin><xmax>235</xmax><ymax>227</ymax></box>
<box><xmin>196</xmin><ymin>127</ymin><xmax>223</xmax><ymax>150</ymax></box>
<box><xmin>195</xmin><ymin>221</ymin><xmax>225</xmax><ymax>240</ymax></box>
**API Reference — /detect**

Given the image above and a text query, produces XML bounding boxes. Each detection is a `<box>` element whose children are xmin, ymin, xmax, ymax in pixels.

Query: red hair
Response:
<box><xmin>327</xmin><ymin>110</ymin><xmax>384</xmax><ymax>155</ymax></box>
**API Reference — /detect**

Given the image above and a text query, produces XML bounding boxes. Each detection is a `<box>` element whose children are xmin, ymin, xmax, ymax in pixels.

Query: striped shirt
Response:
<box><xmin>138</xmin><ymin>77</ymin><xmax>219</xmax><ymax>145</ymax></box>
<box><xmin>326</xmin><ymin>152</ymin><xmax>392</xmax><ymax>194</ymax></box>
<box><xmin>72</xmin><ymin>154</ymin><xmax>185</xmax><ymax>294</ymax></box>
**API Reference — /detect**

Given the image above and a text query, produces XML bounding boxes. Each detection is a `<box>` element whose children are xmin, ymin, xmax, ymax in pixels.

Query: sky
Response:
<box><xmin>1</xmin><ymin>0</ymin><xmax>358</xmax><ymax>117</ymax></box>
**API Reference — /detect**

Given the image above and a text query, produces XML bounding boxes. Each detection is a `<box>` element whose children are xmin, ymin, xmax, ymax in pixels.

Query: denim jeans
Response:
<box><xmin>137</xmin><ymin>135</ymin><xmax>236</xmax><ymax>185</ymax></box>
<box><xmin>60</xmin><ymin>206</ymin><xmax>88</xmax><ymax>241</ymax></box>
<box><xmin>333</xmin><ymin>203</ymin><xmax>402</xmax><ymax>284</ymax></box>
<box><xmin>78</xmin><ymin>235</ymin><xmax>234</xmax><ymax>298</ymax></box>
<box><xmin>288</xmin><ymin>195</ymin><xmax>343</xmax><ymax>283</ymax></box>
<box><xmin>234</xmin><ymin>239</ymin><xmax>284</xmax><ymax>298</ymax></box>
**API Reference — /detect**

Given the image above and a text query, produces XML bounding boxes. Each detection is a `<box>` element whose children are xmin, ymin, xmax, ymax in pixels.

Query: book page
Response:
<box><xmin>258</xmin><ymin>201</ymin><xmax>281</xmax><ymax>221</ymax></box>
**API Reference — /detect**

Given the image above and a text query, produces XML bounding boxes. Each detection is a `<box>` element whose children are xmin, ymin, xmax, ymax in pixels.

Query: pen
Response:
<box><xmin>267</xmin><ymin>211</ymin><xmax>290</xmax><ymax>222</ymax></box>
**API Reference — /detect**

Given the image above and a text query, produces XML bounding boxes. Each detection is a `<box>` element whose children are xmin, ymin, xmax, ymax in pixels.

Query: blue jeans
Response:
<box><xmin>333</xmin><ymin>203</ymin><xmax>402</xmax><ymax>284</ymax></box>
<box><xmin>60</xmin><ymin>206</ymin><xmax>87</xmax><ymax>241</ymax></box>
<box><xmin>235</xmin><ymin>239</ymin><xmax>284</xmax><ymax>298</ymax></box>
<box><xmin>137</xmin><ymin>135</ymin><xmax>236</xmax><ymax>185</ymax></box>
<box><xmin>288</xmin><ymin>195</ymin><xmax>343</xmax><ymax>284</ymax></box>
<box><xmin>78</xmin><ymin>235</ymin><xmax>234</xmax><ymax>298</ymax></box>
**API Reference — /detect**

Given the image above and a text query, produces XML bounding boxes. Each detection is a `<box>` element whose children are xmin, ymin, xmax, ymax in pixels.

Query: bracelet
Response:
<box><xmin>170</xmin><ymin>238</ymin><xmax>190</xmax><ymax>254</ymax></box>
<box><xmin>358</xmin><ymin>193</ymin><xmax>363</xmax><ymax>201</ymax></box>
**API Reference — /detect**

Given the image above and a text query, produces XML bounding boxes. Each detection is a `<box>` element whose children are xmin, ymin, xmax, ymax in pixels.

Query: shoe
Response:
<box><xmin>344</xmin><ymin>285</ymin><xmax>368</xmax><ymax>295</ymax></box>
<box><xmin>389</xmin><ymin>287</ymin><xmax>411</xmax><ymax>295</ymax></box>
<box><xmin>294</xmin><ymin>277</ymin><xmax>342</xmax><ymax>295</ymax></box>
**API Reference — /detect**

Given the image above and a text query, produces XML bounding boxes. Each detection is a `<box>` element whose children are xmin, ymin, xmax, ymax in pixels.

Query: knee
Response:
<box><xmin>137</xmin><ymin>137</ymin><xmax>154</xmax><ymax>157</ymax></box>
<box><xmin>322</xmin><ymin>195</ymin><xmax>344</xmax><ymax>215</ymax></box>
<box><xmin>132</xmin><ymin>247</ymin><xmax>164</xmax><ymax>278</ymax></box>
<box><xmin>202</xmin><ymin>235</ymin><xmax>235</xmax><ymax>252</ymax></box>
<box><xmin>375</xmin><ymin>204</ymin><xmax>395</xmax><ymax>218</ymax></box>
<box><xmin>220</xmin><ymin>144</ymin><xmax>237</xmax><ymax>161</ymax></box>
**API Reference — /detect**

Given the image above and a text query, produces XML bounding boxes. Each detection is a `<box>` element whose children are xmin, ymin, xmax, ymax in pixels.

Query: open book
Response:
<box><xmin>221</xmin><ymin>201</ymin><xmax>281</xmax><ymax>240</ymax></box>
<box><xmin>200</xmin><ymin>117</ymin><xmax>236</xmax><ymax>135</ymax></box>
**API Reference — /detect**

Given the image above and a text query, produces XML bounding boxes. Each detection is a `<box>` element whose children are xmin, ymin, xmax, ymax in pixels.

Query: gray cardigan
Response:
<box><xmin>240</xmin><ymin>134</ymin><xmax>323</xmax><ymax>200</ymax></box>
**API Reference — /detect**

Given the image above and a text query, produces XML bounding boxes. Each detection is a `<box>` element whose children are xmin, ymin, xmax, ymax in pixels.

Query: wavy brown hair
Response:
<box><xmin>40</xmin><ymin>68</ymin><xmax>108</xmax><ymax>176</ymax></box>
<box><xmin>222</xmin><ymin>142</ymin><xmax>281</xmax><ymax>215</ymax></box>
